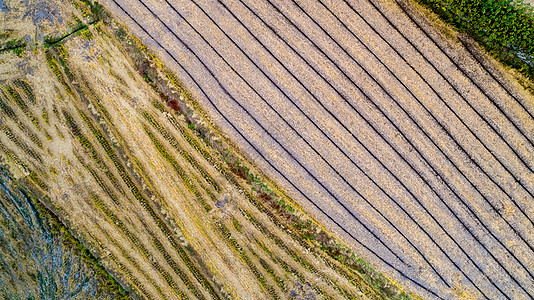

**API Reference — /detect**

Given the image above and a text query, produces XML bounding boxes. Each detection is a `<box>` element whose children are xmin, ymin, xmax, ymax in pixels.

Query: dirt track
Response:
<box><xmin>101</xmin><ymin>0</ymin><xmax>534</xmax><ymax>297</ymax></box>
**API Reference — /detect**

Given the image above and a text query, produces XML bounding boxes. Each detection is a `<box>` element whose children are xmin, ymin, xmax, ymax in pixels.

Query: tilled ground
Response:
<box><xmin>100</xmin><ymin>0</ymin><xmax>534</xmax><ymax>298</ymax></box>
<box><xmin>1</xmin><ymin>0</ymin><xmax>395</xmax><ymax>298</ymax></box>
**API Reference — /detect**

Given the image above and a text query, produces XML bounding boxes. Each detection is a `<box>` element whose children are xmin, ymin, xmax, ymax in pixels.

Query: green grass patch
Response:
<box><xmin>412</xmin><ymin>0</ymin><xmax>534</xmax><ymax>82</ymax></box>
<box><xmin>0</xmin><ymin>37</ymin><xmax>26</xmax><ymax>55</ymax></box>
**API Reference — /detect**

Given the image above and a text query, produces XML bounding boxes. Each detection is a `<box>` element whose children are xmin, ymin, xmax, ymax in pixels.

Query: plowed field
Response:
<box><xmin>101</xmin><ymin>0</ymin><xmax>534</xmax><ymax>298</ymax></box>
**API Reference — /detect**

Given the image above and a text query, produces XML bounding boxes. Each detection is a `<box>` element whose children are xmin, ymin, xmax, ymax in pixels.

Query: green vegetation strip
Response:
<box><xmin>0</xmin><ymin>37</ymin><xmax>26</xmax><ymax>55</ymax></box>
<box><xmin>43</xmin><ymin>19</ymin><xmax>98</xmax><ymax>48</ymax></box>
<box><xmin>411</xmin><ymin>0</ymin><xmax>534</xmax><ymax>81</ymax></box>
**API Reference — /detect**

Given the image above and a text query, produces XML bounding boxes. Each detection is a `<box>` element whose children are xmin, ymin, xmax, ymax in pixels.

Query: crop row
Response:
<box><xmin>54</xmin><ymin>47</ymin><xmax>77</xmax><ymax>83</ymax></box>
<box><xmin>0</xmin><ymin>125</ymin><xmax>42</xmax><ymax>164</ymax></box>
<box><xmin>63</xmin><ymin>111</ymin><xmax>128</xmax><ymax>203</ymax></box>
<box><xmin>141</xmin><ymin>113</ymin><xmax>219</xmax><ymax>202</ymax></box>
<box><xmin>104</xmin><ymin>249</ymin><xmax>155</xmax><ymax>300</ymax></box>
<box><xmin>90</xmin><ymin>223</ymin><xmax>156</xmax><ymax>299</ymax></box>
<box><xmin>1</xmin><ymin>84</ymin><xmax>39</xmax><ymax>129</ymax></box>
<box><xmin>247</xmin><ymin>246</ymin><xmax>287</xmax><ymax>293</ymax></box>
<box><xmin>143</xmin><ymin>125</ymin><xmax>212</xmax><ymax>213</ymax></box>
<box><xmin>90</xmin><ymin>194</ymin><xmax>188</xmax><ymax>299</ymax></box>
<box><xmin>63</xmin><ymin>111</ymin><xmax>106</xmax><ymax>167</ymax></box>
<box><xmin>74</xmin><ymin>110</ymin><xmax>126</xmax><ymax>195</ymax></box>
<box><xmin>241</xmin><ymin>208</ymin><xmax>358</xmax><ymax>298</ymax></box>
<box><xmin>151</xmin><ymin>234</ymin><xmax>204</xmax><ymax>299</ymax></box>
<box><xmin>253</xmin><ymin>236</ymin><xmax>336</xmax><ymax>299</ymax></box>
<box><xmin>28</xmin><ymin>171</ymin><xmax>48</xmax><ymax>191</ymax></box>
<box><xmin>0</xmin><ymin>143</ymin><xmax>31</xmax><ymax>175</ymax></box>
<box><xmin>80</xmin><ymin>161</ymin><xmax>121</xmax><ymax>206</ymax></box>
<box><xmin>214</xmin><ymin>220</ymin><xmax>279</xmax><ymax>300</ymax></box>
<box><xmin>153</xmin><ymin>101</ymin><xmax>219</xmax><ymax>169</ymax></box>
<box><xmin>77</xmin><ymin>75</ymin><xmax>115</xmax><ymax>127</ymax></box>
<box><xmin>242</xmin><ymin>209</ymin><xmax>315</xmax><ymax>273</ymax></box>
<box><xmin>95</xmin><ymin>222</ymin><xmax>169</xmax><ymax>300</ymax></box>
<box><xmin>45</xmin><ymin>51</ymin><xmax>73</xmax><ymax>97</ymax></box>
<box><xmin>12</xmin><ymin>79</ymin><xmax>36</xmax><ymax>104</ymax></box>
<box><xmin>74</xmin><ymin>106</ymin><xmax>221</xmax><ymax>299</ymax></box>
<box><xmin>0</xmin><ymin>93</ymin><xmax>43</xmax><ymax>149</ymax></box>
<box><xmin>141</xmin><ymin>110</ymin><xmax>221</xmax><ymax>193</ymax></box>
